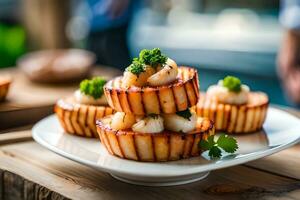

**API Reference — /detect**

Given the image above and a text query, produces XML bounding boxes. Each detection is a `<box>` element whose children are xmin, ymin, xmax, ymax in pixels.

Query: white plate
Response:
<box><xmin>32</xmin><ymin>107</ymin><xmax>300</xmax><ymax>186</ymax></box>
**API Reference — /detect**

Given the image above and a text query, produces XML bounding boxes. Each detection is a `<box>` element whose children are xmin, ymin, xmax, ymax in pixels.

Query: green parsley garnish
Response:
<box><xmin>176</xmin><ymin>109</ymin><xmax>192</xmax><ymax>120</ymax></box>
<box><xmin>138</xmin><ymin>48</ymin><xmax>167</xmax><ymax>67</ymax></box>
<box><xmin>126</xmin><ymin>58</ymin><xmax>145</xmax><ymax>75</ymax></box>
<box><xmin>79</xmin><ymin>77</ymin><xmax>106</xmax><ymax>99</ymax></box>
<box><xmin>199</xmin><ymin>134</ymin><xmax>238</xmax><ymax>158</ymax></box>
<box><xmin>222</xmin><ymin>76</ymin><xmax>242</xmax><ymax>92</ymax></box>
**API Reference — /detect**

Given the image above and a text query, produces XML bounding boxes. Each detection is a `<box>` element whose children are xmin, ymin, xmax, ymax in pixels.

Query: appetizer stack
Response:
<box><xmin>96</xmin><ymin>48</ymin><xmax>215</xmax><ymax>161</ymax></box>
<box><xmin>54</xmin><ymin>48</ymin><xmax>269</xmax><ymax>161</ymax></box>
<box><xmin>196</xmin><ymin>76</ymin><xmax>269</xmax><ymax>134</ymax></box>
<box><xmin>55</xmin><ymin>77</ymin><xmax>113</xmax><ymax>137</ymax></box>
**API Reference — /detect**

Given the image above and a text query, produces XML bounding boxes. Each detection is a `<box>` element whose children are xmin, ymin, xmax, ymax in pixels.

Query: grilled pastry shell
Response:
<box><xmin>104</xmin><ymin>67</ymin><xmax>199</xmax><ymax>115</ymax></box>
<box><xmin>96</xmin><ymin>116</ymin><xmax>214</xmax><ymax>162</ymax></box>
<box><xmin>55</xmin><ymin>98</ymin><xmax>114</xmax><ymax>138</ymax></box>
<box><xmin>0</xmin><ymin>77</ymin><xmax>11</xmax><ymax>101</ymax></box>
<box><xmin>196</xmin><ymin>92</ymin><xmax>269</xmax><ymax>134</ymax></box>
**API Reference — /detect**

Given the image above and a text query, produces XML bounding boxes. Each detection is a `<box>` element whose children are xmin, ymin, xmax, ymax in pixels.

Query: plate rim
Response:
<box><xmin>32</xmin><ymin>107</ymin><xmax>300</xmax><ymax>177</ymax></box>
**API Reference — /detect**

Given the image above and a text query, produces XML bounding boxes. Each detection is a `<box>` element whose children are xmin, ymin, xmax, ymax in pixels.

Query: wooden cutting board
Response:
<box><xmin>0</xmin><ymin>66</ymin><xmax>121</xmax><ymax>130</ymax></box>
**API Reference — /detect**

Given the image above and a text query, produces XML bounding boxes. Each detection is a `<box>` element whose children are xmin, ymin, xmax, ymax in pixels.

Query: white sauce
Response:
<box><xmin>74</xmin><ymin>90</ymin><xmax>107</xmax><ymax>105</ymax></box>
<box><xmin>206</xmin><ymin>81</ymin><xmax>250</xmax><ymax>105</ymax></box>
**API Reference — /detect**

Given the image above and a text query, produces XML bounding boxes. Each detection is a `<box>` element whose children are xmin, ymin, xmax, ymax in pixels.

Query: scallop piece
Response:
<box><xmin>147</xmin><ymin>58</ymin><xmax>178</xmax><ymax>86</ymax></box>
<box><xmin>110</xmin><ymin>112</ymin><xmax>136</xmax><ymax>130</ymax></box>
<box><xmin>163</xmin><ymin>111</ymin><xmax>197</xmax><ymax>133</ymax></box>
<box><xmin>132</xmin><ymin>115</ymin><xmax>164</xmax><ymax>133</ymax></box>
<box><xmin>122</xmin><ymin>65</ymin><xmax>156</xmax><ymax>88</ymax></box>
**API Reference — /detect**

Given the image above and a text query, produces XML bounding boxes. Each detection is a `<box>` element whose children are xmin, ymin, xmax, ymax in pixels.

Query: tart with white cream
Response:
<box><xmin>196</xmin><ymin>76</ymin><xmax>269</xmax><ymax>134</ymax></box>
<box><xmin>55</xmin><ymin>77</ymin><xmax>113</xmax><ymax>137</ymax></box>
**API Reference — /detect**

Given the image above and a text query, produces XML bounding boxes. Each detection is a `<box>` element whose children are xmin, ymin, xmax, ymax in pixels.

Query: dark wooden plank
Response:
<box><xmin>0</xmin><ymin>170</ymin><xmax>68</xmax><ymax>200</ymax></box>
<box><xmin>0</xmin><ymin>169</ymin><xmax>3</xmax><ymax>200</ymax></box>
<box><xmin>23</xmin><ymin>180</ymin><xmax>35</xmax><ymax>200</ymax></box>
<box><xmin>3</xmin><ymin>171</ymin><xmax>24</xmax><ymax>200</ymax></box>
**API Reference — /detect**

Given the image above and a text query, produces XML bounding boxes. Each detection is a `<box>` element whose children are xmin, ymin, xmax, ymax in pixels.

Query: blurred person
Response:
<box><xmin>278</xmin><ymin>0</ymin><xmax>300</xmax><ymax>105</ymax></box>
<box><xmin>83</xmin><ymin>0</ymin><xmax>141</xmax><ymax>69</ymax></box>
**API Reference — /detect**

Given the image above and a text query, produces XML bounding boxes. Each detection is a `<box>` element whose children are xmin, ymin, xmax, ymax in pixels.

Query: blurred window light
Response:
<box><xmin>214</xmin><ymin>9</ymin><xmax>260</xmax><ymax>36</ymax></box>
<box><xmin>66</xmin><ymin>16</ymin><xmax>90</xmax><ymax>42</ymax></box>
<box><xmin>280</xmin><ymin>3</ymin><xmax>300</xmax><ymax>29</ymax></box>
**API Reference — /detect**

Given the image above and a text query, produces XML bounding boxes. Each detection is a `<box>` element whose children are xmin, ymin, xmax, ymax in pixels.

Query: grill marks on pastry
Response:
<box><xmin>196</xmin><ymin>93</ymin><xmax>269</xmax><ymax>134</ymax></box>
<box><xmin>104</xmin><ymin>67</ymin><xmax>199</xmax><ymax>115</ymax></box>
<box><xmin>96</xmin><ymin>117</ymin><xmax>214</xmax><ymax>161</ymax></box>
<box><xmin>55</xmin><ymin>100</ymin><xmax>114</xmax><ymax>138</ymax></box>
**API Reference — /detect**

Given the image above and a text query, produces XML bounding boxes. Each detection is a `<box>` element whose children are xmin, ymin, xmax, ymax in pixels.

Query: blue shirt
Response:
<box><xmin>85</xmin><ymin>0</ymin><xmax>138</xmax><ymax>32</ymax></box>
<box><xmin>280</xmin><ymin>0</ymin><xmax>300</xmax><ymax>30</ymax></box>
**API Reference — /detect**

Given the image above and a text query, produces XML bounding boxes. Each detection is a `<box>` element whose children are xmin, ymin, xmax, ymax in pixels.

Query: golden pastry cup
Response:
<box><xmin>55</xmin><ymin>98</ymin><xmax>114</xmax><ymax>138</ymax></box>
<box><xmin>104</xmin><ymin>67</ymin><xmax>199</xmax><ymax>115</ymax></box>
<box><xmin>196</xmin><ymin>92</ymin><xmax>269</xmax><ymax>134</ymax></box>
<box><xmin>96</xmin><ymin>116</ymin><xmax>215</xmax><ymax>162</ymax></box>
<box><xmin>0</xmin><ymin>76</ymin><xmax>11</xmax><ymax>102</ymax></box>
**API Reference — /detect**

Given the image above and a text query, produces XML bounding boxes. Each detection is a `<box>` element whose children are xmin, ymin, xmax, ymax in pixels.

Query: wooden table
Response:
<box><xmin>0</xmin><ymin>107</ymin><xmax>300</xmax><ymax>200</ymax></box>
<box><xmin>0</xmin><ymin>67</ymin><xmax>121</xmax><ymax>130</ymax></box>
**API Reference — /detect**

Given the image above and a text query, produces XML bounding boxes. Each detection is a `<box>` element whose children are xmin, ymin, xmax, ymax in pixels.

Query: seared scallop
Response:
<box><xmin>163</xmin><ymin>110</ymin><xmax>197</xmax><ymax>133</ymax></box>
<box><xmin>132</xmin><ymin>115</ymin><xmax>164</xmax><ymax>133</ymax></box>
<box><xmin>110</xmin><ymin>112</ymin><xmax>136</xmax><ymax>130</ymax></box>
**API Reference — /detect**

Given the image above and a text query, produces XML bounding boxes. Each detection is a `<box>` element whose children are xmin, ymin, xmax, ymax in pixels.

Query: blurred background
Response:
<box><xmin>0</xmin><ymin>0</ymin><xmax>294</xmax><ymax>106</ymax></box>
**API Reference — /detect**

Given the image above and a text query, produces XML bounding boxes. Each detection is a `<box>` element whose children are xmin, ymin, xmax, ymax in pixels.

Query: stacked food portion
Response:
<box><xmin>55</xmin><ymin>77</ymin><xmax>113</xmax><ymax>137</ymax></box>
<box><xmin>96</xmin><ymin>48</ymin><xmax>215</xmax><ymax>161</ymax></box>
<box><xmin>196</xmin><ymin>76</ymin><xmax>269</xmax><ymax>134</ymax></box>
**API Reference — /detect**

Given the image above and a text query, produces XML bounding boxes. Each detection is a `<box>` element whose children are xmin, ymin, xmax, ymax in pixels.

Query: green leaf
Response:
<box><xmin>126</xmin><ymin>58</ymin><xmax>145</xmax><ymax>75</ymax></box>
<box><xmin>217</xmin><ymin>134</ymin><xmax>238</xmax><ymax>153</ymax></box>
<box><xmin>222</xmin><ymin>75</ymin><xmax>242</xmax><ymax>92</ymax></box>
<box><xmin>198</xmin><ymin>134</ymin><xmax>238</xmax><ymax>159</ymax></box>
<box><xmin>199</xmin><ymin>139</ymin><xmax>210</xmax><ymax>151</ymax></box>
<box><xmin>176</xmin><ymin>109</ymin><xmax>192</xmax><ymax>120</ymax></box>
<box><xmin>207</xmin><ymin>135</ymin><xmax>215</xmax><ymax>147</ymax></box>
<box><xmin>79</xmin><ymin>77</ymin><xmax>106</xmax><ymax>99</ymax></box>
<box><xmin>199</xmin><ymin>135</ymin><xmax>214</xmax><ymax>150</ymax></box>
<box><xmin>138</xmin><ymin>48</ymin><xmax>167</xmax><ymax>67</ymax></box>
<box><xmin>208</xmin><ymin>146</ymin><xmax>222</xmax><ymax>158</ymax></box>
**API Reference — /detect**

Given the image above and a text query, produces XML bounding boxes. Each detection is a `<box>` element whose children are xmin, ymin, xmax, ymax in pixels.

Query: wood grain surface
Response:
<box><xmin>1</xmin><ymin>140</ymin><xmax>300</xmax><ymax>200</ymax></box>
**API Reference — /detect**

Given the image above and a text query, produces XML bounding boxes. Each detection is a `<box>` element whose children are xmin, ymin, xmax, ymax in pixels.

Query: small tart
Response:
<box><xmin>0</xmin><ymin>76</ymin><xmax>11</xmax><ymax>102</ymax></box>
<box><xmin>55</xmin><ymin>97</ymin><xmax>113</xmax><ymax>138</ymax></box>
<box><xmin>96</xmin><ymin>116</ymin><xmax>215</xmax><ymax>162</ymax></box>
<box><xmin>104</xmin><ymin>67</ymin><xmax>199</xmax><ymax>115</ymax></box>
<box><xmin>196</xmin><ymin>92</ymin><xmax>269</xmax><ymax>134</ymax></box>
